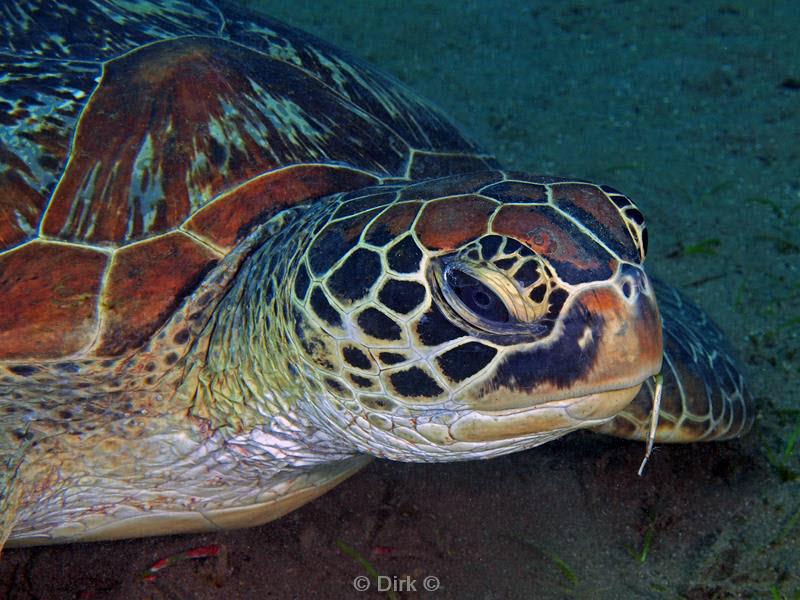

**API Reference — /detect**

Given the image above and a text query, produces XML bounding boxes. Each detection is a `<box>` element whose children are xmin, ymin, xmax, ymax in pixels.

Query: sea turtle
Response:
<box><xmin>0</xmin><ymin>1</ymin><xmax>753</xmax><ymax>550</ymax></box>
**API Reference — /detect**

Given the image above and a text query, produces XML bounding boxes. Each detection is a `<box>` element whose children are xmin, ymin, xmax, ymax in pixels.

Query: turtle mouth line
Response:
<box><xmin>449</xmin><ymin>383</ymin><xmax>643</xmax><ymax>442</ymax></box>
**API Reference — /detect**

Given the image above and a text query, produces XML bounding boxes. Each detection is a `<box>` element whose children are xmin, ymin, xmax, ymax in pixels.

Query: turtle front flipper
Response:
<box><xmin>592</xmin><ymin>277</ymin><xmax>754</xmax><ymax>443</ymax></box>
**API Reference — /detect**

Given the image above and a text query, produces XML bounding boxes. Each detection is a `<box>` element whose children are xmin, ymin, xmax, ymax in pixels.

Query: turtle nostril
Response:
<box><xmin>617</xmin><ymin>264</ymin><xmax>649</xmax><ymax>303</ymax></box>
<box><xmin>622</xmin><ymin>280</ymin><xmax>633</xmax><ymax>300</ymax></box>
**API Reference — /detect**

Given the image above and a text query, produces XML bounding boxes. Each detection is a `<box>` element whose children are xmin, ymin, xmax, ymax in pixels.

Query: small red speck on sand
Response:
<box><xmin>186</xmin><ymin>545</ymin><xmax>221</xmax><ymax>559</ymax></box>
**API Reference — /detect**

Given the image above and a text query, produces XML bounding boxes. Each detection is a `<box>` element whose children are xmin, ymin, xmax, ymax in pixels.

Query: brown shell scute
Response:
<box><xmin>0</xmin><ymin>241</ymin><xmax>108</xmax><ymax>360</ymax></box>
<box><xmin>40</xmin><ymin>36</ymin><xmax>418</xmax><ymax>247</ymax></box>
<box><xmin>492</xmin><ymin>204</ymin><xmax>616</xmax><ymax>285</ymax></box>
<box><xmin>97</xmin><ymin>233</ymin><xmax>219</xmax><ymax>356</ymax></box>
<box><xmin>415</xmin><ymin>196</ymin><xmax>498</xmax><ymax>251</ymax></box>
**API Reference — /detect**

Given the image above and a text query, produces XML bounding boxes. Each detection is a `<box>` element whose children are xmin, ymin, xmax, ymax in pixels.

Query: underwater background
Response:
<box><xmin>2</xmin><ymin>1</ymin><xmax>798</xmax><ymax>598</ymax></box>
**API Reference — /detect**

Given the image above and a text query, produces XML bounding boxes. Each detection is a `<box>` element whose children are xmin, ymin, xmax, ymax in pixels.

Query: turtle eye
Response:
<box><xmin>444</xmin><ymin>268</ymin><xmax>510</xmax><ymax>324</ymax></box>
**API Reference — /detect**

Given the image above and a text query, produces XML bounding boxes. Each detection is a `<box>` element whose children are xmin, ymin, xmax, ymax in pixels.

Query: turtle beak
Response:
<box><xmin>560</xmin><ymin>265</ymin><xmax>664</xmax><ymax>403</ymax></box>
<box><xmin>451</xmin><ymin>266</ymin><xmax>663</xmax><ymax>442</ymax></box>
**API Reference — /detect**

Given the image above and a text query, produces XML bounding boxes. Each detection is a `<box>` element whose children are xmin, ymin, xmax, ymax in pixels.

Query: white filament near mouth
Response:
<box><xmin>637</xmin><ymin>371</ymin><xmax>664</xmax><ymax>476</ymax></box>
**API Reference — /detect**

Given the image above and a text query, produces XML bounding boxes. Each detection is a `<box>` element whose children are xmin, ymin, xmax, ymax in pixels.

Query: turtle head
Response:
<box><xmin>290</xmin><ymin>172</ymin><xmax>662</xmax><ymax>460</ymax></box>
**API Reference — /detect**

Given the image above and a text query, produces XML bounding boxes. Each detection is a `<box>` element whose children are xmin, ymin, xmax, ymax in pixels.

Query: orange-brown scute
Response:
<box><xmin>493</xmin><ymin>205</ymin><xmax>581</xmax><ymax>259</ymax></box>
<box><xmin>97</xmin><ymin>233</ymin><xmax>219</xmax><ymax>356</ymax></box>
<box><xmin>492</xmin><ymin>204</ymin><xmax>617</xmax><ymax>283</ymax></box>
<box><xmin>41</xmin><ymin>39</ymin><xmax>252</xmax><ymax>243</ymax></box>
<box><xmin>186</xmin><ymin>165</ymin><xmax>379</xmax><ymax>251</ymax></box>
<box><xmin>364</xmin><ymin>202</ymin><xmax>421</xmax><ymax>245</ymax></box>
<box><xmin>415</xmin><ymin>195</ymin><xmax>497</xmax><ymax>250</ymax></box>
<box><xmin>0</xmin><ymin>241</ymin><xmax>108</xmax><ymax>359</ymax></box>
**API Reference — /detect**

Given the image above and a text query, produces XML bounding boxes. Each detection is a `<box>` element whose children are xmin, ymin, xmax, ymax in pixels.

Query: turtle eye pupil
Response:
<box><xmin>473</xmin><ymin>290</ymin><xmax>492</xmax><ymax>309</ymax></box>
<box><xmin>445</xmin><ymin>268</ymin><xmax>510</xmax><ymax>324</ymax></box>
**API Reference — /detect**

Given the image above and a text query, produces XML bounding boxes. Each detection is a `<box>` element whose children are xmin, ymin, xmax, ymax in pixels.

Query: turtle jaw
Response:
<box><xmin>448</xmin><ymin>383</ymin><xmax>644</xmax><ymax>443</ymax></box>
